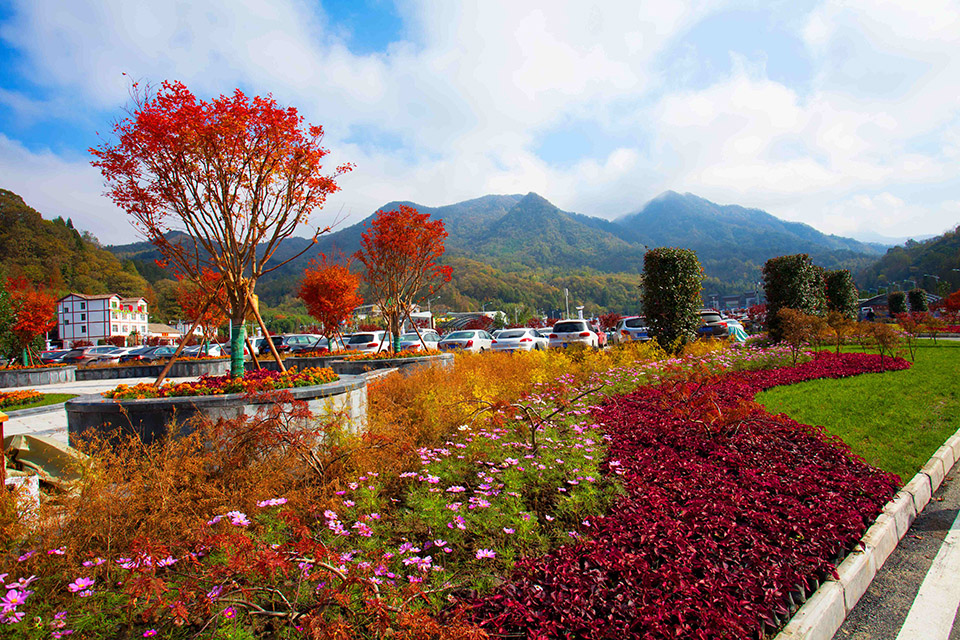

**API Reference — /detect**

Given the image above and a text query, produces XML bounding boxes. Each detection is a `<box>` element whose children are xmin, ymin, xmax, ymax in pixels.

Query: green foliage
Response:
<box><xmin>0</xmin><ymin>189</ymin><xmax>151</xmax><ymax>299</ymax></box>
<box><xmin>888</xmin><ymin>291</ymin><xmax>907</xmax><ymax>315</ymax></box>
<box><xmin>856</xmin><ymin>225</ymin><xmax>960</xmax><ymax>294</ymax></box>
<box><xmin>762</xmin><ymin>254</ymin><xmax>826</xmax><ymax>341</ymax></box>
<box><xmin>0</xmin><ymin>272</ymin><xmax>16</xmax><ymax>360</ymax></box>
<box><xmin>641</xmin><ymin>248</ymin><xmax>703</xmax><ymax>352</ymax></box>
<box><xmin>907</xmin><ymin>288</ymin><xmax>929</xmax><ymax>312</ymax></box>
<box><xmin>824</xmin><ymin>269</ymin><xmax>859</xmax><ymax>319</ymax></box>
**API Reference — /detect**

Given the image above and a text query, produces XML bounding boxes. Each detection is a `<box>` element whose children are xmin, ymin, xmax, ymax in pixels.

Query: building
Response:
<box><xmin>57</xmin><ymin>293</ymin><xmax>149</xmax><ymax>347</ymax></box>
<box><xmin>147</xmin><ymin>323</ymin><xmax>183</xmax><ymax>344</ymax></box>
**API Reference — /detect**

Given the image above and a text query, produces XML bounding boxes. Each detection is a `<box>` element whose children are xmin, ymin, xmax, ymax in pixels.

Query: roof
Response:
<box><xmin>120</xmin><ymin>297</ymin><xmax>147</xmax><ymax>304</ymax></box>
<box><xmin>57</xmin><ymin>292</ymin><xmax>119</xmax><ymax>302</ymax></box>
<box><xmin>148</xmin><ymin>323</ymin><xmax>181</xmax><ymax>335</ymax></box>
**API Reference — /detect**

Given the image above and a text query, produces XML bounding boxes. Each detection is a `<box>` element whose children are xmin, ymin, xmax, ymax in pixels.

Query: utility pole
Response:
<box><xmin>564</xmin><ymin>288</ymin><xmax>570</xmax><ymax>319</ymax></box>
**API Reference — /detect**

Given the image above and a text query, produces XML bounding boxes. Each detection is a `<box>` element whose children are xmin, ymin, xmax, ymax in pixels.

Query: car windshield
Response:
<box><xmin>399</xmin><ymin>333</ymin><xmax>422</xmax><ymax>340</ymax></box>
<box><xmin>701</xmin><ymin>312</ymin><xmax>722</xmax><ymax>323</ymax></box>
<box><xmin>498</xmin><ymin>330</ymin><xmax>528</xmax><ymax>339</ymax></box>
<box><xmin>444</xmin><ymin>331</ymin><xmax>474</xmax><ymax>340</ymax></box>
<box><xmin>624</xmin><ymin>318</ymin><xmax>646</xmax><ymax>328</ymax></box>
<box><xmin>553</xmin><ymin>321</ymin><xmax>586</xmax><ymax>333</ymax></box>
<box><xmin>349</xmin><ymin>333</ymin><xmax>379</xmax><ymax>343</ymax></box>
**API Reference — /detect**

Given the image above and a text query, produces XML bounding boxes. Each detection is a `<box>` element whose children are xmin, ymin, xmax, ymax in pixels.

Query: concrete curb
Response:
<box><xmin>775</xmin><ymin>425</ymin><xmax>960</xmax><ymax>640</ymax></box>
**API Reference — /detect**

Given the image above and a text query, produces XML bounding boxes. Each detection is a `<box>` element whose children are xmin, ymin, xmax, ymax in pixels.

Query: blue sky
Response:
<box><xmin>1</xmin><ymin>0</ymin><xmax>958</xmax><ymax>244</ymax></box>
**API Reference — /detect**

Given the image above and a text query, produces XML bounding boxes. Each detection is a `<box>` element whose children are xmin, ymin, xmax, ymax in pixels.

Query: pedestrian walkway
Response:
<box><xmin>834</xmin><ymin>469</ymin><xmax>960</xmax><ymax>639</ymax></box>
<box><xmin>1</xmin><ymin>377</ymin><xmax>195</xmax><ymax>444</ymax></box>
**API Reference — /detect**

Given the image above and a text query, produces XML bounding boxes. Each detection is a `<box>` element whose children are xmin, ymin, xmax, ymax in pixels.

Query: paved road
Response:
<box><xmin>1</xmin><ymin>376</ymin><xmax>194</xmax><ymax>444</ymax></box>
<box><xmin>835</xmin><ymin>469</ymin><xmax>960</xmax><ymax>639</ymax></box>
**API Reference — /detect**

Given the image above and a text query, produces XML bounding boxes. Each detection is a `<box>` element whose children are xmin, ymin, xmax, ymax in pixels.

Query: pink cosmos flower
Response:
<box><xmin>475</xmin><ymin>549</ymin><xmax>496</xmax><ymax>560</ymax></box>
<box><xmin>67</xmin><ymin>577</ymin><xmax>95</xmax><ymax>593</ymax></box>
<box><xmin>143</xmin><ymin>630</ymin><xmax>158</xmax><ymax>637</ymax></box>
<box><xmin>222</xmin><ymin>607</ymin><xmax>237</xmax><ymax>619</ymax></box>
<box><xmin>256</xmin><ymin>497</ymin><xmax>288</xmax><ymax>507</ymax></box>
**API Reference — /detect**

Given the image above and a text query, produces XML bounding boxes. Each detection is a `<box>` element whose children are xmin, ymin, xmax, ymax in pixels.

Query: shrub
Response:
<box><xmin>888</xmin><ymin>291</ymin><xmax>907</xmax><ymax>316</ymax></box>
<box><xmin>824</xmin><ymin>270</ymin><xmax>858</xmax><ymax>319</ymax></box>
<box><xmin>762</xmin><ymin>254</ymin><xmax>826</xmax><ymax>342</ymax></box>
<box><xmin>907</xmin><ymin>288</ymin><xmax>929</xmax><ymax>313</ymax></box>
<box><xmin>641</xmin><ymin>248</ymin><xmax>703</xmax><ymax>353</ymax></box>
<box><xmin>777</xmin><ymin>308</ymin><xmax>817</xmax><ymax>364</ymax></box>
<box><xmin>826</xmin><ymin>310</ymin><xmax>856</xmax><ymax>355</ymax></box>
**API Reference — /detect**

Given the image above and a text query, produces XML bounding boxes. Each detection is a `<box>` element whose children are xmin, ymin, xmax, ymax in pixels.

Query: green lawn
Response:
<box><xmin>757</xmin><ymin>341</ymin><xmax>960</xmax><ymax>483</ymax></box>
<box><xmin>1</xmin><ymin>393</ymin><xmax>77</xmax><ymax>412</ymax></box>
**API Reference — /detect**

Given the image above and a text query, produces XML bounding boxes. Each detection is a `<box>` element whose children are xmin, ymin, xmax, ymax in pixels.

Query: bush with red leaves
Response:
<box><xmin>471</xmin><ymin>352</ymin><xmax>908</xmax><ymax>639</ymax></box>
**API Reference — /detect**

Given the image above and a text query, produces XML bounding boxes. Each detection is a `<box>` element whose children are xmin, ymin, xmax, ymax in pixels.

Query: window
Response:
<box><xmin>64</xmin><ymin>319</ymin><xmax>70</xmax><ymax>325</ymax></box>
<box><xmin>81</xmin><ymin>314</ymin><xmax>85</xmax><ymax>321</ymax></box>
<box><xmin>123</xmin><ymin>325</ymin><xmax>128</xmax><ymax>332</ymax></box>
<box><xmin>64</xmin><ymin>305</ymin><xmax>70</xmax><ymax>312</ymax></box>
<box><xmin>80</xmin><ymin>302</ymin><xmax>86</xmax><ymax>310</ymax></box>
<box><xmin>81</xmin><ymin>326</ymin><xmax>86</xmax><ymax>333</ymax></box>
<box><xmin>112</xmin><ymin>325</ymin><xmax>118</xmax><ymax>332</ymax></box>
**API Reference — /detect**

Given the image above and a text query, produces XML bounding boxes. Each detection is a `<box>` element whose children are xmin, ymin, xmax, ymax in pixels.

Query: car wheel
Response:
<box><xmin>479</xmin><ymin>347</ymin><xmax>485</xmax><ymax>352</ymax></box>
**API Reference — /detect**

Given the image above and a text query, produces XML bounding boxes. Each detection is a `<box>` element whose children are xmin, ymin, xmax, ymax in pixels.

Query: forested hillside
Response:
<box><xmin>856</xmin><ymin>226</ymin><xmax>960</xmax><ymax>294</ymax></box>
<box><xmin>0</xmin><ymin>189</ymin><xmax>152</xmax><ymax>299</ymax></box>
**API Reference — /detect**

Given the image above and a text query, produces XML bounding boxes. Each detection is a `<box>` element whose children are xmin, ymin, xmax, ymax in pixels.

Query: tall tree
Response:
<box><xmin>91</xmin><ymin>81</ymin><xmax>351</xmax><ymax>376</ymax></box>
<box><xmin>6</xmin><ymin>276</ymin><xmax>57</xmax><ymax>365</ymax></box>
<box><xmin>355</xmin><ymin>206</ymin><xmax>452</xmax><ymax>351</ymax></box>
<box><xmin>641</xmin><ymin>247</ymin><xmax>703</xmax><ymax>352</ymax></box>
<box><xmin>176</xmin><ymin>270</ymin><xmax>229</xmax><ymax>346</ymax></box>
<box><xmin>298</xmin><ymin>254</ymin><xmax>363</xmax><ymax>345</ymax></box>
<box><xmin>762</xmin><ymin>254</ymin><xmax>826</xmax><ymax>342</ymax></box>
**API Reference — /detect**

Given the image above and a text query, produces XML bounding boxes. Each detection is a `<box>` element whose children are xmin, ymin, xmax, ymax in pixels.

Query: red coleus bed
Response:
<box><xmin>471</xmin><ymin>352</ymin><xmax>909</xmax><ymax>639</ymax></box>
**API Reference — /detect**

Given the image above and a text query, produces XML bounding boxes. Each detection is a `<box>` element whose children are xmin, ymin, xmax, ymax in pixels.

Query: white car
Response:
<box><xmin>345</xmin><ymin>331</ymin><xmax>390</xmax><ymax>354</ymax></box>
<box><xmin>611</xmin><ymin>316</ymin><xmax>650</xmax><ymax>345</ymax></box>
<box><xmin>397</xmin><ymin>330</ymin><xmax>441</xmax><ymax>352</ymax></box>
<box><xmin>491</xmin><ymin>328</ymin><xmax>548</xmax><ymax>353</ymax></box>
<box><xmin>438</xmin><ymin>330</ymin><xmax>494</xmax><ymax>352</ymax></box>
<box><xmin>548</xmin><ymin>320</ymin><xmax>600</xmax><ymax>349</ymax></box>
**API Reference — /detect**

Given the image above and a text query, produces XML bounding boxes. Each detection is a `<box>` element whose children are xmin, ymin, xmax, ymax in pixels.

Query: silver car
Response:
<box><xmin>491</xmin><ymin>328</ymin><xmax>547</xmax><ymax>353</ymax></box>
<box><xmin>397</xmin><ymin>330</ymin><xmax>441</xmax><ymax>352</ymax></box>
<box><xmin>438</xmin><ymin>330</ymin><xmax>493</xmax><ymax>352</ymax></box>
<box><xmin>548</xmin><ymin>320</ymin><xmax>600</xmax><ymax>349</ymax></box>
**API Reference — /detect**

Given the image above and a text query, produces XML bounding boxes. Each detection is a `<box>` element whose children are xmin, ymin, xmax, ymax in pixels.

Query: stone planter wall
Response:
<box><xmin>247</xmin><ymin>355</ymin><xmax>341</xmax><ymax>373</ymax></box>
<box><xmin>330</xmin><ymin>353</ymin><xmax>454</xmax><ymax>376</ymax></box>
<box><xmin>76</xmin><ymin>359</ymin><xmax>230</xmax><ymax>381</ymax></box>
<box><xmin>0</xmin><ymin>366</ymin><xmax>76</xmax><ymax>388</ymax></box>
<box><xmin>66</xmin><ymin>375</ymin><xmax>367</xmax><ymax>447</ymax></box>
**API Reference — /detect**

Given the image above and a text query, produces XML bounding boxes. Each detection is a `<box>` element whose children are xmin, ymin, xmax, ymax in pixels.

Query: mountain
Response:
<box><xmin>856</xmin><ymin>226</ymin><xmax>960</xmax><ymax>294</ymax></box>
<box><xmin>0</xmin><ymin>188</ymin><xmax>152</xmax><ymax>299</ymax></box>
<box><xmin>108</xmin><ymin>190</ymin><xmax>893</xmax><ymax>313</ymax></box>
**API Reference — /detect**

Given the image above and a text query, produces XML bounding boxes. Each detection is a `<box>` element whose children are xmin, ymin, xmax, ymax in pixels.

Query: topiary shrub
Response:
<box><xmin>762</xmin><ymin>254</ymin><xmax>826</xmax><ymax>342</ymax></box>
<box><xmin>825</xmin><ymin>269</ymin><xmax>859</xmax><ymax>319</ymax></box>
<box><xmin>641</xmin><ymin>248</ymin><xmax>703</xmax><ymax>352</ymax></box>
<box><xmin>888</xmin><ymin>291</ymin><xmax>907</xmax><ymax>316</ymax></box>
<box><xmin>907</xmin><ymin>288</ymin><xmax>929</xmax><ymax>313</ymax></box>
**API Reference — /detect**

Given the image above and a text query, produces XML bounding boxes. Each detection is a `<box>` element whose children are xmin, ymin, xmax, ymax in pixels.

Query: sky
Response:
<box><xmin>1</xmin><ymin>0</ymin><xmax>959</xmax><ymax>245</ymax></box>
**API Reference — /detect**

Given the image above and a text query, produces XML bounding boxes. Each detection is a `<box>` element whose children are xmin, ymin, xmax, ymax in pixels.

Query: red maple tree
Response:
<box><xmin>90</xmin><ymin>80</ymin><xmax>351</xmax><ymax>375</ymax></box>
<box><xmin>354</xmin><ymin>206</ymin><xmax>452</xmax><ymax>350</ymax></box>
<box><xmin>298</xmin><ymin>254</ymin><xmax>363</xmax><ymax>344</ymax></box>
<box><xmin>176</xmin><ymin>270</ymin><xmax>229</xmax><ymax>344</ymax></box>
<box><xmin>7</xmin><ymin>276</ymin><xmax>57</xmax><ymax>364</ymax></box>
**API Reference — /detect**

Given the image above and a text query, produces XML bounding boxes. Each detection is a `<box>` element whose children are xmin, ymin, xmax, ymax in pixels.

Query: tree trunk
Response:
<box><xmin>390</xmin><ymin>312</ymin><xmax>401</xmax><ymax>352</ymax></box>
<box><xmin>229</xmin><ymin>319</ymin><xmax>246</xmax><ymax>378</ymax></box>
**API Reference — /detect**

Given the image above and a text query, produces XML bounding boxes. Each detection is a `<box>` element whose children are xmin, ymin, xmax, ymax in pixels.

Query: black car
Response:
<box><xmin>119</xmin><ymin>346</ymin><xmax>160</xmax><ymax>363</ymax></box>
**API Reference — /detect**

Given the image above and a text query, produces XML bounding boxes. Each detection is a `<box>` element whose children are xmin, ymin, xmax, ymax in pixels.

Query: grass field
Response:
<box><xmin>757</xmin><ymin>340</ymin><xmax>960</xmax><ymax>482</ymax></box>
<box><xmin>1</xmin><ymin>392</ymin><xmax>77</xmax><ymax>412</ymax></box>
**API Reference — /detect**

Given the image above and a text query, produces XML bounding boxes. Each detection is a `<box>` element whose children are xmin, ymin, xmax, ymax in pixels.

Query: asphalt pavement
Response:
<box><xmin>835</xmin><ymin>469</ymin><xmax>960</xmax><ymax>639</ymax></box>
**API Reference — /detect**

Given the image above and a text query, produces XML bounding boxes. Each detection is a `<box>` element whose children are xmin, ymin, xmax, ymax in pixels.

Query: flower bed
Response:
<box><xmin>342</xmin><ymin>349</ymin><xmax>442</xmax><ymax>361</ymax></box>
<box><xmin>0</xmin><ymin>362</ymin><xmax>69</xmax><ymax>370</ymax></box>
<box><xmin>471</xmin><ymin>352</ymin><xmax>909</xmax><ymax>638</ymax></box>
<box><xmin>104</xmin><ymin>367</ymin><xmax>338</xmax><ymax>399</ymax></box>
<box><xmin>0</xmin><ymin>389</ymin><xmax>42</xmax><ymax>409</ymax></box>
<box><xmin>75</xmin><ymin>358</ymin><xmax>230</xmax><ymax>381</ymax></box>
<box><xmin>0</xmin><ymin>365</ymin><xmax>76</xmax><ymax>389</ymax></box>
<box><xmin>330</xmin><ymin>352</ymin><xmax>454</xmax><ymax>376</ymax></box>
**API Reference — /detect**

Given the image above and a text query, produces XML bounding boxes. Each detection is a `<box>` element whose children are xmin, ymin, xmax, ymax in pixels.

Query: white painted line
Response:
<box><xmin>895</xmin><ymin>508</ymin><xmax>960</xmax><ymax>640</ymax></box>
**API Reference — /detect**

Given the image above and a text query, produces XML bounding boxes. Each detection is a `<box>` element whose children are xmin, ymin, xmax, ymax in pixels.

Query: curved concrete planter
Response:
<box><xmin>66</xmin><ymin>375</ymin><xmax>367</xmax><ymax>447</ymax></box>
<box><xmin>247</xmin><ymin>355</ymin><xmax>341</xmax><ymax>373</ymax></box>
<box><xmin>330</xmin><ymin>353</ymin><xmax>454</xmax><ymax>376</ymax></box>
<box><xmin>0</xmin><ymin>366</ymin><xmax>76</xmax><ymax>388</ymax></box>
<box><xmin>76</xmin><ymin>358</ymin><xmax>230</xmax><ymax>381</ymax></box>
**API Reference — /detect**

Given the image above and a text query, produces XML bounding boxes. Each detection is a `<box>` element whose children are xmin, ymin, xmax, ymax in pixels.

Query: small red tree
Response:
<box><xmin>355</xmin><ymin>206</ymin><xmax>452</xmax><ymax>351</ymax></box>
<box><xmin>91</xmin><ymin>80</ymin><xmax>351</xmax><ymax>376</ymax></box>
<box><xmin>298</xmin><ymin>254</ymin><xmax>363</xmax><ymax>344</ymax></box>
<box><xmin>462</xmin><ymin>316</ymin><xmax>494</xmax><ymax>332</ymax></box>
<box><xmin>176</xmin><ymin>270</ymin><xmax>229</xmax><ymax>346</ymax></box>
<box><xmin>7</xmin><ymin>277</ymin><xmax>57</xmax><ymax>364</ymax></box>
<box><xmin>598</xmin><ymin>312</ymin><xmax>622</xmax><ymax>332</ymax></box>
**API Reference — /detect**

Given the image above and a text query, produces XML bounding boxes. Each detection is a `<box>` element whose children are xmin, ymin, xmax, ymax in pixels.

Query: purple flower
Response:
<box><xmin>48</xmin><ymin>547</ymin><xmax>66</xmax><ymax>556</ymax></box>
<box><xmin>256</xmin><ymin>497</ymin><xmax>288</xmax><ymax>507</ymax></box>
<box><xmin>222</xmin><ymin>607</ymin><xmax>237</xmax><ymax>619</ymax></box>
<box><xmin>16</xmin><ymin>552</ymin><xmax>34</xmax><ymax>563</ymax></box>
<box><xmin>225</xmin><ymin>510</ymin><xmax>250</xmax><ymax>527</ymax></box>
<box><xmin>1</xmin><ymin>588</ymin><xmax>29</xmax><ymax>609</ymax></box>
<box><xmin>143</xmin><ymin>630</ymin><xmax>158</xmax><ymax>637</ymax></box>
<box><xmin>503</xmin><ymin>527</ymin><xmax>515</xmax><ymax>534</ymax></box>
<box><xmin>446</xmin><ymin>485</ymin><xmax>466</xmax><ymax>493</ymax></box>
<box><xmin>475</xmin><ymin>548</ymin><xmax>496</xmax><ymax>560</ymax></box>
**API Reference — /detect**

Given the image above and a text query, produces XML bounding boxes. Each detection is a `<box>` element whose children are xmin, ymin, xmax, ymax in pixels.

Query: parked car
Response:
<box><xmin>345</xmin><ymin>331</ymin><xmax>390</xmax><ymax>354</ymax></box>
<box><xmin>119</xmin><ymin>346</ymin><xmax>159</xmax><ymax>363</ymax></box>
<box><xmin>397</xmin><ymin>330</ymin><xmax>441</xmax><ymax>352</ymax></box>
<box><xmin>491</xmin><ymin>328</ymin><xmax>547</xmax><ymax>353</ymax></box>
<box><xmin>548</xmin><ymin>320</ymin><xmax>600</xmax><ymax>349</ymax></box>
<box><xmin>142</xmin><ymin>346</ymin><xmax>180</xmax><ymax>361</ymax></box>
<box><xmin>258</xmin><ymin>334</ymin><xmax>322</xmax><ymax>355</ymax></box>
<box><xmin>438</xmin><ymin>329</ymin><xmax>494</xmax><ymax>352</ymax></box>
<box><xmin>183</xmin><ymin>344</ymin><xmax>225</xmax><ymax>357</ymax></box>
<box><xmin>39</xmin><ymin>349</ymin><xmax>71</xmax><ymax>363</ymax></box>
<box><xmin>536</xmin><ymin>328</ymin><xmax>553</xmax><ymax>341</ymax></box>
<box><xmin>61</xmin><ymin>345</ymin><xmax>121</xmax><ymax>365</ymax></box>
<box><xmin>698</xmin><ymin>310</ymin><xmax>729</xmax><ymax>339</ymax></box>
<box><xmin>611</xmin><ymin>316</ymin><xmax>650</xmax><ymax>345</ymax></box>
<box><xmin>293</xmin><ymin>336</ymin><xmax>346</xmax><ymax>354</ymax></box>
